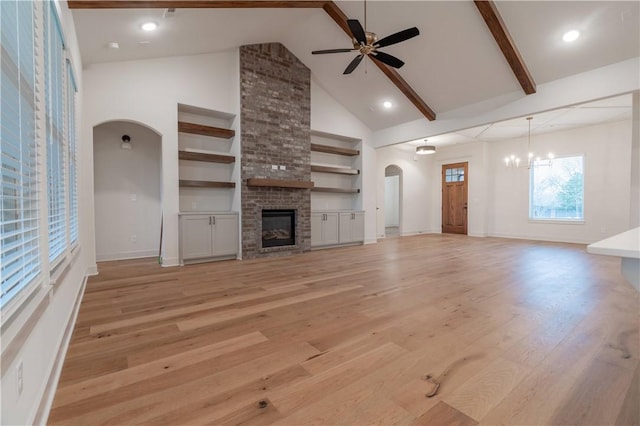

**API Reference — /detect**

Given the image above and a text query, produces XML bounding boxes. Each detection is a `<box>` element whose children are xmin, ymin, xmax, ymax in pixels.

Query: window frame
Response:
<box><xmin>528</xmin><ymin>154</ymin><xmax>585</xmax><ymax>223</ymax></box>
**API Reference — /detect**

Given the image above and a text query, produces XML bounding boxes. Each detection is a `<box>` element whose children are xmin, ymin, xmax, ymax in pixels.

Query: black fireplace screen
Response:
<box><xmin>261</xmin><ymin>210</ymin><xmax>295</xmax><ymax>248</ymax></box>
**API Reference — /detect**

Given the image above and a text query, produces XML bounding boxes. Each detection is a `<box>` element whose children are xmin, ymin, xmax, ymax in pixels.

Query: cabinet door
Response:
<box><xmin>323</xmin><ymin>212</ymin><xmax>340</xmax><ymax>245</ymax></box>
<box><xmin>182</xmin><ymin>215</ymin><xmax>213</xmax><ymax>260</ymax></box>
<box><xmin>212</xmin><ymin>214</ymin><xmax>238</xmax><ymax>256</ymax></box>
<box><xmin>339</xmin><ymin>212</ymin><xmax>353</xmax><ymax>243</ymax></box>
<box><xmin>311</xmin><ymin>213</ymin><xmax>324</xmax><ymax>247</ymax></box>
<box><xmin>352</xmin><ymin>212</ymin><xmax>365</xmax><ymax>242</ymax></box>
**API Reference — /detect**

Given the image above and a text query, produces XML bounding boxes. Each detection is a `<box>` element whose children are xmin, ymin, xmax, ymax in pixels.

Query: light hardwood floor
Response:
<box><xmin>49</xmin><ymin>234</ymin><xmax>639</xmax><ymax>425</ymax></box>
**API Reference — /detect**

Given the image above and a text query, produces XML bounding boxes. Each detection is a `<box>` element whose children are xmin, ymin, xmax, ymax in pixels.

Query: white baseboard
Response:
<box><xmin>96</xmin><ymin>250</ymin><xmax>158</xmax><ymax>262</ymax></box>
<box><xmin>488</xmin><ymin>232</ymin><xmax>590</xmax><ymax>245</ymax></box>
<box><xmin>161</xmin><ymin>257</ymin><xmax>180</xmax><ymax>267</ymax></box>
<box><xmin>33</xmin><ymin>274</ymin><xmax>87</xmax><ymax>425</ymax></box>
<box><xmin>86</xmin><ymin>264</ymin><xmax>98</xmax><ymax>276</ymax></box>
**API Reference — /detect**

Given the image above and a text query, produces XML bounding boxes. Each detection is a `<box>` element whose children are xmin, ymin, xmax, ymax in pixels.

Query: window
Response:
<box><xmin>529</xmin><ymin>155</ymin><xmax>584</xmax><ymax>221</ymax></box>
<box><xmin>67</xmin><ymin>61</ymin><xmax>78</xmax><ymax>245</ymax></box>
<box><xmin>445</xmin><ymin>167</ymin><xmax>465</xmax><ymax>182</ymax></box>
<box><xmin>1</xmin><ymin>0</ymin><xmax>41</xmax><ymax>307</ymax></box>
<box><xmin>45</xmin><ymin>1</ymin><xmax>67</xmax><ymax>264</ymax></box>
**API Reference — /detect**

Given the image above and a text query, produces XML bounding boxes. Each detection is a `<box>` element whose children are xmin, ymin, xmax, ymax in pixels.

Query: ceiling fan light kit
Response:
<box><xmin>312</xmin><ymin>0</ymin><xmax>420</xmax><ymax>75</ymax></box>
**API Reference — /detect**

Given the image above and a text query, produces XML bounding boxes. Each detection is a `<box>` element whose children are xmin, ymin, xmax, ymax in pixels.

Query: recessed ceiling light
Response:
<box><xmin>107</xmin><ymin>41</ymin><xmax>119</xmax><ymax>49</ymax></box>
<box><xmin>383</xmin><ymin>101</ymin><xmax>393</xmax><ymax>109</ymax></box>
<box><xmin>141</xmin><ymin>22</ymin><xmax>158</xmax><ymax>31</ymax></box>
<box><xmin>562</xmin><ymin>30</ymin><xmax>580</xmax><ymax>43</ymax></box>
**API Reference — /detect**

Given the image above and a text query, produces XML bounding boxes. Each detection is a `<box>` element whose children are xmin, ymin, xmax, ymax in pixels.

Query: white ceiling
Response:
<box><xmin>400</xmin><ymin>93</ymin><xmax>633</xmax><ymax>152</ymax></box>
<box><xmin>72</xmin><ymin>1</ymin><xmax>639</xmax><ymax>132</ymax></box>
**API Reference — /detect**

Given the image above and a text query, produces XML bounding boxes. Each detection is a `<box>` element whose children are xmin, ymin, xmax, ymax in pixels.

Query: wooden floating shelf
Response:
<box><xmin>178</xmin><ymin>121</ymin><xmax>235</xmax><ymax>139</ymax></box>
<box><xmin>179</xmin><ymin>180</ymin><xmax>235</xmax><ymax>189</ymax></box>
<box><xmin>311</xmin><ymin>143</ymin><xmax>359</xmax><ymax>157</ymax></box>
<box><xmin>179</xmin><ymin>150</ymin><xmax>235</xmax><ymax>164</ymax></box>
<box><xmin>247</xmin><ymin>178</ymin><xmax>314</xmax><ymax>189</ymax></box>
<box><xmin>311</xmin><ymin>165</ymin><xmax>359</xmax><ymax>175</ymax></box>
<box><xmin>311</xmin><ymin>187</ymin><xmax>360</xmax><ymax>194</ymax></box>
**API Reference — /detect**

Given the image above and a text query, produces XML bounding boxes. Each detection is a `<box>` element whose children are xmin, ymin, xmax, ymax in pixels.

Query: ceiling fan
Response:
<box><xmin>312</xmin><ymin>2</ymin><xmax>419</xmax><ymax>75</ymax></box>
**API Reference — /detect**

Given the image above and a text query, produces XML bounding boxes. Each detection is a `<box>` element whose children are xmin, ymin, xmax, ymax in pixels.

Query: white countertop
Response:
<box><xmin>587</xmin><ymin>227</ymin><xmax>640</xmax><ymax>259</ymax></box>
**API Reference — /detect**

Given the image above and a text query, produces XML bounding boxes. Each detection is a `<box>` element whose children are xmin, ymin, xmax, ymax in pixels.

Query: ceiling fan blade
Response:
<box><xmin>347</xmin><ymin>19</ymin><xmax>367</xmax><ymax>45</ymax></box>
<box><xmin>371</xmin><ymin>51</ymin><xmax>405</xmax><ymax>69</ymax></box>
<box><xmin>312</xmin><ymin>48</ymin><xmax>356</xmax><ymax>54</ymax></box>
<box><xmin>375</xmin><ymin>27</ymin><xmax>420</xmax><ymax>48</ymax></box>
<box><xmin>343</xmin><ymin>54</ymin><xmax>364</xmax><ymax>75</ymax></box>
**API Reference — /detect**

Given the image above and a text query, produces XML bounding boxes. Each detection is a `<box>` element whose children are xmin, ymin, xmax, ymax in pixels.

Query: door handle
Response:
<box><xmin>212</xmin><ymin>216</ymin><xmax>216</xmax><ymax>225</ymax></box>
<box><xmin>209</xmin><ymin>216</ymin><xmax>212</xmax><ymax>225</ymax></box>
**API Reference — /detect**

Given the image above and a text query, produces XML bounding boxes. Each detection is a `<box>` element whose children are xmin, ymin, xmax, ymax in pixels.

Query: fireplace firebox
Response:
<box><xmin>261</xmin><ymin>210</ymin><xmax>296</xmax><ymax>248</ymax></box>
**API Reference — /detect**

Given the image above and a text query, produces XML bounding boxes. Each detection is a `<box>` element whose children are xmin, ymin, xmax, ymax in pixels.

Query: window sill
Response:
<box><xmin>528</xmin><ymin>219</ymin><xmax>585</xmax><ymax>225</ymax></box>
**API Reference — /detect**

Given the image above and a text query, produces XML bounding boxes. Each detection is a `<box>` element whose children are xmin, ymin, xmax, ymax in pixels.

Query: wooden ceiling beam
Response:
<box><xmin>68</xmin><ymin>0</ymin><xmax>326</xmax><ymax>9</ymax></box>
<box><xmin>473</xmin><ymin>0</ymin><xmax>536</xmax><ymax>94</ymax></box>
<box><xmin>322</xmin><ymin>1</ymin><xmax>436</xmax><ymax>121</ymax></box>
<box><xmin>68</xmin><ymin>0</ymin><xmax>437</xmax><ymax>121</ymax></box>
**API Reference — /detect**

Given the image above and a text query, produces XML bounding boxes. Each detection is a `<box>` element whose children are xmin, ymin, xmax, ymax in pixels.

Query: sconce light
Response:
<box><xmin>121</xmin><ymin>134</ymin><xmax>132</xmax><ymax>150</ymax></box>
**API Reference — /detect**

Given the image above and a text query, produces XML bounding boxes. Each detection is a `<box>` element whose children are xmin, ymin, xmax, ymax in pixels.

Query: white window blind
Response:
<box><xmin>45</xmin><ymin>1</ymin><xmax>66</xmax><ymax>264</ymax></box>
<box><xmin>1</xmin><ymin>0</ymin><xmax>41</xmax><ymax>307</ymax></box>
<box><xmin>66</xmin><ymin>60</ymin><xmax>78</xmax><ymax>245</ymax></box>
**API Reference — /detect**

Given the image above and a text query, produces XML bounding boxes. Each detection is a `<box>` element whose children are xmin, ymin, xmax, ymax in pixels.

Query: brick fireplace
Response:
<box><xmin>240</xmin><ymin>43</ymin><xmax>311</xmax><ymax>259</ymax></box>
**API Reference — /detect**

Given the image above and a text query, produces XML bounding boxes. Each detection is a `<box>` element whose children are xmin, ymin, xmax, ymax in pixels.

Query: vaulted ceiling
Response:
<box><xmin>70</xmin><ymin>1</ymin><xmax>639</xmax><ymax>132</ymax></box>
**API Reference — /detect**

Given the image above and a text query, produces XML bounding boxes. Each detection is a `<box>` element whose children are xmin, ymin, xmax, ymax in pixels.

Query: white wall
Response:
<box><xmin>82</xmin><ymin>50</ymin><xmax>240</xmax><ymax>267</ymax></box>
<box><xmin>375</xmin><ymin>119</ymin><xmax>632</xmax><ymax>244</ymax></box>
<box><xmin>310</xmin><ymin>78</ymin><xmax>377</xmax><ymax>243</ymax></box>
<box><xmin>376</xmin><ymin>146</ymin><xmax>432</xmax><ymax>238</ymax></box>
<box><xmin>489</xmin><ymin>120</ymin><xmax>632</xmax><ymax>243</ymax></box>
<box><xmin>384</xmin><ymin>176</ymin><xmax>400</xmax><ymax>227</ymax></box>
<box><xmin>1</xmin><ymin>2</ymin><xmax>91</xmax><ymax>425</ymax></box>
<box><xmin>428</xmin><ymin>142</ymin><xmax>490</xmax><ymax>237</ymax></box>
<box><xmin>93</xmin><ymin>121</ymin><xmax>162</xmax><ymax>261</ymax></box>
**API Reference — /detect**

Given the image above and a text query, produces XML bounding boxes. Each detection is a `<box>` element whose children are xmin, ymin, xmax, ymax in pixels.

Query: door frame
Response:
<box><xmin>441</xmin><ymin>162</ymin><xmax>468</xmax><ymax>235</ymax></box>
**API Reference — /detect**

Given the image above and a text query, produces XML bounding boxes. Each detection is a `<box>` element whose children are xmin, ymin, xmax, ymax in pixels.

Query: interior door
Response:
<box><xmin>442</xmin><ymin>162</ymin><xmax>468</xmax><ymax>235</ymax></box>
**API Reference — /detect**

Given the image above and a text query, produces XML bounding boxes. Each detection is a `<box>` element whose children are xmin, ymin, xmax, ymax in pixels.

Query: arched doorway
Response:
<box><xmin>93</xmin><ymin>121</ymin><xmax>162</xmax><ymax>261</ymax></box>
<box><xmin>384</xmin><ymin>165</ymin><xmax>403</xmax><ymax>237</ymax></box>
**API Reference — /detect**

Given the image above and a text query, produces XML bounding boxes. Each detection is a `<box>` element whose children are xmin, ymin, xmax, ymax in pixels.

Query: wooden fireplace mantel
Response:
<box><xmin>246</xmin><ymin>178</ymin><xmax>314</xmax><ymax>189</ymax></box>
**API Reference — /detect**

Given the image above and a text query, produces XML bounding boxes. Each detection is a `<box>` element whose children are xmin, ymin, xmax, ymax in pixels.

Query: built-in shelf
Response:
<box><xmin>247</xmin><ymin>178</ymin><xmax>314</xmax><ymax>189</ymax></box>
<box><xmin>178</xmin><ymin>121</ymin><xmax>235</xmax><ymax>139</ymax></box>
<box><xmin>311</xmin><ymin>165</ymin><xmax>359</xmax><ymax>175</ymax></box>
<box><xmin>179</xmin><ymin>180</ymin><xmax>236</xmax><ymax>188</ymax></box>
<box><xmin>311</xmin><ymin>187</ymin><xmax>360</xmax><ymax>194</ymax></box>
<box><xmin>179</xmin><ymin>150</ymin><xmax>235</xmax><ymax>164</ymax></box>
<box><xmin>311</xmin><ymin>143</ymin><xmax>359</xmax><ymax>157</ymax></box>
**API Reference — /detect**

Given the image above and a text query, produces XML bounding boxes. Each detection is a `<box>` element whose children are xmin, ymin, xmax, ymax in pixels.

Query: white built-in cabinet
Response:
<box><xmin>311</xmin><ymin>212</ymin><xmax>340</xmax><ymax>247</ymax></box>
<box><xmin>178</xmin><ymin>103</ymin><xmax>240</xmax><ymax>265</ymax></box>
<box><xmin>339</xmin><ymin>211</ymin><xmax>365</xmax><ymax>244</ymax></box>
<box><xmin>311</xmin><ymin>210</ymin><xmax>364</xmax><ymax>248</ymax></box>
<box><xmin>179</xmin><ymin>213</ymin><xmax>238</xmax><ymax>263</ymax></box>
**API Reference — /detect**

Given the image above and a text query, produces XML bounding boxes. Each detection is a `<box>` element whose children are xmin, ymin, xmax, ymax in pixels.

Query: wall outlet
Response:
<box><xmin>600</xmin><ymin>227</ymin><xmax>608</xmax><ymax>234</ymax></box>
<box><xmin>279</xmin><ymin>165</ymin><xmax>286</xmax><ymax>171</ymax></box>
<box><xmin>17</xmin><ymin>361</ymin><xmax>23</xmax><ymax>396</ymax></box>
<box><xmin>271</xmin><ymin>165</ymin><xmax>278</xmax><ymax>170</ymax></box>
<box><xmin>130</xmin><ymin>193</ymin><xmax>137</xmax><ymax>201</ymax></box>
<box><xmin>131</xmin><ymin>235</ymin><xmax>137</xmax><ymax>243</ymax></box>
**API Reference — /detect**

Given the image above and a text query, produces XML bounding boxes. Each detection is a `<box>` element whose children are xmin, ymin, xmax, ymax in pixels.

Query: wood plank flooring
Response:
<box><xmin>48</xmin><ymin>234</ymin><xmax>639</xmax><ymax>425</ymax></box>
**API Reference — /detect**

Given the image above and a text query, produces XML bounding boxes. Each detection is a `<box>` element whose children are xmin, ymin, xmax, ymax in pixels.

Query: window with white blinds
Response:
<box><xmin>66</xmin><ymin>60</ymin><xmax>78</xmax><ymax>245</ymax></box>
<box><xmin>1</xmin><ymin>0</ymin><xmax>41</xmax><ymax>307</ymax></box>
<box><xmin>45</xmin><ymin>1</ymin><xmax>66</xmax><ymax>264</ymax></box>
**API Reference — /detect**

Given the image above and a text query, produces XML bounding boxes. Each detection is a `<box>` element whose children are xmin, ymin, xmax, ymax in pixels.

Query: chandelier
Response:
<box><xmin>504</xmin><ymin>117</ymin><xmax>553</xmax><ymax>168</ymax></box>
